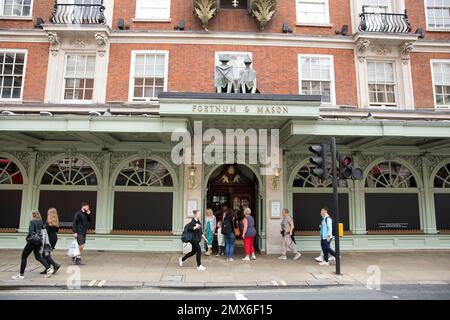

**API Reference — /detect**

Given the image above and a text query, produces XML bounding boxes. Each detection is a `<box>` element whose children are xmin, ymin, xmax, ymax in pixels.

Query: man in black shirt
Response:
<box><xmin>72</xmin><ymin>202</ymin><xmax>92</xmax><ymax>265</ymax></box>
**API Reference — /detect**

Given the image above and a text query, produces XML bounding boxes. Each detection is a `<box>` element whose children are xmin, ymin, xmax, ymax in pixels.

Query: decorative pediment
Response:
<box><xmin>210</xmin><ymin>164</ymin><xmax>253</xmax><ymax>185</ymax></box>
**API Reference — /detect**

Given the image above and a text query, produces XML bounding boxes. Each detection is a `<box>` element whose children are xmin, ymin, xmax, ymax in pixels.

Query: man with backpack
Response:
<box><xmin>319</xmin><ymin>207</ymin><xmax>336</xmax><ymax>266</ymax></box>
<box><xmin>179</xmin><ymin>210</ymin><xmax>207</xmax><ymax>271</ymax></box>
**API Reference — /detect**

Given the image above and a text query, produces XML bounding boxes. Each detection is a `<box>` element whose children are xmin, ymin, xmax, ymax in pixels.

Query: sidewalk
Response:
<box><xmin>0</xmin><ymin>249</ymin><xmax>449</xmax><ymax>289</ymax></box>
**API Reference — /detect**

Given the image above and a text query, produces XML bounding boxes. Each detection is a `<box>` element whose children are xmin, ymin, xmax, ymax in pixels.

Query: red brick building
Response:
<box><xmin>0</xmin><ymin>1</ymin><xmax>449</xmax><ymax>252</ymax></box>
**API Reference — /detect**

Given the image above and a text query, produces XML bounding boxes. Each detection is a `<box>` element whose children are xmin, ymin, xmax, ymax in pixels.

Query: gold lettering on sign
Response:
<box><xmin>192</xmin><ymin>105</ymin><xmax>288</xmax><ymax>115</ymax></box>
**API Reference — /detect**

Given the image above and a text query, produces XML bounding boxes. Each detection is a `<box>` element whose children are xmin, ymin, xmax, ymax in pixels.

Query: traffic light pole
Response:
<box><xmin>331</xmin><ymin>137</ymin><xmax>341</xmax><ymax>275</ymax></box>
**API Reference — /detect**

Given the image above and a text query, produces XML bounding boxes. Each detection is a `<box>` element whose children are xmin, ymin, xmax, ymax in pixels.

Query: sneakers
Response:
<box><xmin>278</xmin><ymin>255</ymin><xmax>287</xmax><ymax>260</ymax></box>
<box><xmin>178</xmin><ymin>257</ymin><xmax>183</xmax><ymax>267</ymax></box>
<box><xmin>53</xmin><ymin>264</ymin><xmax>61</xmax><ymax>275</ymax></box>
<box><xmin>251</xmin><ymin>254</ymin><xmax>257</xmax><ymax>260</ymax></box>
<box><xmin>329</xmin><ymin>256</ymin><xmax>336</xmax><ymax>261</ymax></box>
<box><xmin>315</xmin><ymin>255</ymin><xmax>324</xmax><ymax>262</ymax></box>
<box><xmin>226</xmin><ymin>257</ymin><xmax>234</xmax><ymax>262</ymax></box>
<box><xmin>12</xmin><ymin>274</ymin><xmax>24</xmax><ymax>280</ymax></box>
<box><xmin>215</xmin><ymin>253</ymin><xmax>220</xmax><ymax>257</ymax></box>
<box><xmin>319</xmin><ymin>261</ymin><xmax>330</xmax><ymax>266</ymax></box>
<box><xmin>293</xmin><ymin>252</ymin><xmax>302</xmax><ymax>260</ymax></box>
<box><xmin>45</xmin><ymin>268</ymin><xmax>54</xmax><ymax>278</ymax></box>
<box><xmin>197</xmin><ymin>265</ymin><xmax>206</xmax><ymax>271</ymax></box>
<box><xmin>242</xmin><ymin>256</ymin><xmax>250</xmax><ymax>261</ymax></box>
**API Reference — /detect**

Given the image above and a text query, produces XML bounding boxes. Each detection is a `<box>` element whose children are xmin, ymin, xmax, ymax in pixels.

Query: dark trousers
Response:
<box><xmin>321</xmin><ymin>239</ymin><xmax>336</xmax><ymax>262</ymax></box>
<box><xmin>182</xmin><ymin>241</ymin><xmax>202</xmax><ymax>267</ymax></box>
<box><xmin>44</xmin><ymin>254</ymin><xmax>59</xmax><ymax>269</ymax></box>
<box><xmin>20</xmin><ymin>242</ymin><xmax>50</xmax><ymax>275</ymax></box>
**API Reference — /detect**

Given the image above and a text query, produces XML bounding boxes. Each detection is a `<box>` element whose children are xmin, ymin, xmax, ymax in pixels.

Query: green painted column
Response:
<box><xmin>95</xmin><ymin>152</ymin><xmax>112</xmax><ymax>234</ymax></box>
<box><xmin>19</xmin><ymin>151</ymin><xmax>37</xmax><ymax>232</ymax></box>
<box><xmin>421</xmin><ymin>156</ymin><xmax>437</xmax><ymax>234</ymax></box>
<box><xmin>351</xmin><ymin>156</ymin><xmax>367</xmax><ymax>235</ymax></box>
<box><xmin>172</xmin><ymin>164</ymin><xmax>184</xmax><ymax>235</ymax></box>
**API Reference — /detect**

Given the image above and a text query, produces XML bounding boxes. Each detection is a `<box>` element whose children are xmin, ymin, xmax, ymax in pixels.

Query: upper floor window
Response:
<box><xmin>0</xmin><ymin>0</ymin><xmax>32</xmax><ymax>17</ymax></box>
<box><xmin>135</xmin><ymin>0</ymin><xmax>170</xmax><ymax>20</ymax></box>
<box><xmin>296</xmin><ymin>0</ymin><xmax>330</xmax><ymax>25</ymax></box>
<box><xmin>298</xmin><ymin>55</ymin><xmax>335</xmax><ymax>104</ymax></box>
<box><xmin>129</xmin><ymin>51</ymin><xmax>169</xmax><ymax>102</ymax></box>
<box><xmin>362</xmin><ymin>0</ymin><xmax>390</xmax><ymax>13</ymax></box>
<box><xmin>0</xmin><ymin>51</ymin><xmax>26</xmax><ymax>101</ymax></box>
<box><xmin>425</xmin><ymin>0</ymin><xmax>450</xmax><ymax>29</ymax></box>
<box><xmin>431</xmin><ymin>60</ymin><xmax>450</xmax><ymax>109</ymax></box>
<box><xmin>64</xmin><ymin>55</ymin><xmax>96</xmax><ymax>101</ymax></box>
<box><xmin>219</xmin><ymin>0</ymin><xmax>248</xmax><ymax>9</ymax></box>
<box><xmin>367</xmin><ymin>61</ymin><xmax>397</xmax><ymax>107</ymax></box>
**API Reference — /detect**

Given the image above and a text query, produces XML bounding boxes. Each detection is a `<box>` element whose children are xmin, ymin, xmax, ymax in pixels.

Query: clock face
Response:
<box><xmin>227</xmin><ymin>166</ymin><xmax>236</xmax><ymax>175</ymax></box>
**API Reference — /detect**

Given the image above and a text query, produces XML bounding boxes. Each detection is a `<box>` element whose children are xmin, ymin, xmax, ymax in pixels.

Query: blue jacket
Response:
<box><xmin>320</xmin><ymin>215</ymin><xmax>333</xmax><ymax>240</ymax></box>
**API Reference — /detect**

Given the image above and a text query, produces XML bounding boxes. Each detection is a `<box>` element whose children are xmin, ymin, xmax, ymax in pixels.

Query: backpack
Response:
<box><xmin>325</xmin><ymin>216</ymin><xmax>337</xmax><ymax>237</ymax></box>
<box><xmin>181</xmin><ymin>223</ymin><xmax>194</xmax><ymax>243</ymax></box>
<box><xmin>221</xmin><ymin>218</ymin><xmax>232</xmax><ymax>236</ymax></box>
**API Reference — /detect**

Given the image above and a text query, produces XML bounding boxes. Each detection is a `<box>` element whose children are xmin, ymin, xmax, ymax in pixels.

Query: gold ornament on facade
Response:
<box><xmin>188</xmin><ymin>164</ymin><xmax>197</xmax><ymax>189</ymax></box>
<box><xmin>270</xmin><ymin>166</ymin><xmax>281</xmax><ymax>191</ymax></box>
<box><xmin>193</xmin><ymin>0</ymin><xmax>217</xmax><ymax>31</ymax></box>
<box><xmin>251</xmin><ymin>0</ymin><xmax>277</xmax><ymax>31</ymax></box>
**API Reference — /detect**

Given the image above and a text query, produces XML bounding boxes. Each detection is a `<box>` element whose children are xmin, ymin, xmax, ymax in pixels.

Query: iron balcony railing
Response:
<box><xmin>358</xmin><ymin>8</ymin><xmax>411</xmax><ymax>33</ymax></box>
<box><xmin>50</xmin><ymin>1</ymin><xmax>106</xmax><ymax>25</ymax></box>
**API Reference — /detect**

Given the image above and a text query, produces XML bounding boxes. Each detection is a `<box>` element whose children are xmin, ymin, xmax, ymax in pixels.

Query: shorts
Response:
<box><xmin>77</xmin><ymin>234</ymin><xmax>86</xmax><ymax>246</ymax></box>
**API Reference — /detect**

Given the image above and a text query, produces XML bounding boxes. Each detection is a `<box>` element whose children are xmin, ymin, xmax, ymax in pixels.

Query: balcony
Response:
<box><xmin>358</xmin><ymin>8</ymin><xmax>411</xmax><ymax>34</ymax></box>
<box><xmin>50</xmin><ymin>1</ymin><xmax>106</xmax><ymax>25</ymax></box>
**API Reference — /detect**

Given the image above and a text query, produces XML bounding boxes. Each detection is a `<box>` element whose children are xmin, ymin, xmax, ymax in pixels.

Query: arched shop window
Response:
<box><xmin>0</xmin><ymin>157</ymin><xmax>24</xmax><ymax>231</ymax></box>
<box><xmin>292</xmin><ymin>161</ymin><xmax>350</xmax><ymax>234</ymax></box>
<box><xmin>364</xmin><ymin>160</ymin><xmax>420</xmax><ymax>233</ymax></box>
<box><xmin>433</xmin><ymin>163</ymin><xmax>450</xmax><ymax>233</ymax></box>
<box><xmin>38</xmin><ymin>157</ymin><xmax>98</xmax><ymax>231</ymax></box>
<box><xmin>113</xmin><ymin>158</ymin><xmax>175</xmax><ymax>234</ymax></box>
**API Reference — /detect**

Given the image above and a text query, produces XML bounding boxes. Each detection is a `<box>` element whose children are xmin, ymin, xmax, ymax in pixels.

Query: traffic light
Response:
<box><xmin>339</xmin><ymin>155</ymin><xmax>363</xmax><ymax>180</ymax></box>
<box><xmin>309</xmin><ymin>144</ymin><xmax>328</xmax><ymax>180</ymax></box>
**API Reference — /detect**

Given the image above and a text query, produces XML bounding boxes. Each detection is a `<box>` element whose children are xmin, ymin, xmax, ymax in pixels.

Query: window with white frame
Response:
<box><xmin>299</xmin><ymin>55</ymin><xmax>335</xmax><ymax>104</ymax></box>
<box><xmin>215</xmin><ymin>51</ymin><xmax>253</xmax><ymax>81</ymax></box>
<box><xmin>130</xmin><ymin>51</ymin><xmax>168</xmax><ymax>101</ymax></box>
<box><xmin>0</xmin><ymin>51</ymin><xmax>26</xmax><ymax>100</ymax></box>
<box><xmin>361</xmin><ymin>0</ymin><xmax>390</xmax><ymax>13</ymax></box>
<box><xmin>425</xmin><ymin>0</ymin><xmax>450</xmax><ymax>29</ymax></box>
<box><xmin>0</xmin><ymin>0</ymin><xmax>32</xmax><ymax>17</ymax></box>
<box><xmin>367</xmin><ymin>61</ymin><xmax>397</xmax><ymax>107</ymax></box>
<box><xmin>296</xmin><ymin>0</ymin><xmax>330</xmax><ymax>24</ymax></box>
<box><xmin>63</xmin><ymin>55</ymin><xmax>96</xmax><ymax>101</ymax></box>
<box><xmin>135</xmin><ymin>0</ymin><xmax>170</xmax><ymax>20</ymax></box>
<box><xmin>431</xmin><ymin>60</ymin><xmax>450</xmax><ymax>108</ymax></box>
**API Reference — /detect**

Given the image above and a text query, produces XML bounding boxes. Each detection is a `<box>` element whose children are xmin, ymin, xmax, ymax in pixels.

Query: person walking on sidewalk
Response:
<box><xmin>222</xmin><ymin>209</ymin><xmax>238</xmax><ymax>262</ymax></box>
<box><xmin>319</xmin><ymin>207</ymin><xmax>336</xmax><ymax>266</ymax></box>
<box><xmin>215</xmin><ymin>221</ymin><xmax>225</xmax><ymax>256</ymax></box>
<box><xmin>179</xmin><ymin>210</ymin><xmax>207</xmax><ymax>271</ymax></box>
<box><xmin>12</xmin><ymin>210</ymin><xmax>53</xmax><ymax>280</ymax></box>
<box><xmin>204</xmin><ymin>208</ymin><xmax>216</xmax><ymax>256</ymax></box>
<box><xmin>72</xmin><ymin>202</ymin><xmax>92</xmax><ymax>265</ymax></box>
<box><xmin>278</xmin><ymin>208</ymin><xmax>301</xmax><ymax>261</ymax></box>
<box><xmin>241</xmin><ymin>207</ymin><xmax>256</xmax><ymax>261</ymax></box>
<box><xmin>40</xmin><ymin>208</ymin><xmax>61</xmax><ymax>275</ymax></box>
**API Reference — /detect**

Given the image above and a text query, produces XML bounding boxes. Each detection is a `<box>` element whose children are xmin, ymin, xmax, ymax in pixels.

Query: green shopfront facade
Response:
<box><xmin>1</xmin><ymin>93</ymin><xmax>450</xmax><ymax>253</ymax></box>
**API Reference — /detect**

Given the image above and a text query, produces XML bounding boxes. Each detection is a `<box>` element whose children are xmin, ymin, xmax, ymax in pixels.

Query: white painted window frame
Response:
<box><xmin>62</xmin><ymin>53</ymin><xmax>97</xmax><ymax>104</ymax></box>
<box><xmin>424</xmin><ymin>0</ymin><xmax>450</xmax><ymax>31</ymax></box>
<box><xmin>430</xmin><ymin>59</ymin><xmax>450</xmax><ymax>109</ymax></box>
<box><xmin>366</xmin><ymin>59</ymin><xmax>399</xmax><ymax>108</ymax></box>
<box><xmin>298</xmin><ymin>54</ymin><xmax>336</xmax><ymax>106</ymax></box>
<box><xmin>134</xmin><ymin>0</ymin><xmax>171</xmax><ymax>22</ymax></box>
<box><xmin>295</xmin><ymin>0</ymin><xmax>330</xmax><ymax>26</ymax></box>
<box><xmin>0</xmin><ymin>49</ymin><xmax>27</xmax><ymax>102</ymax></box>
<box><xmin>128</xmin><ymin>50</ymin><xmax>169</xmax><ymax>102</ymax></box>
<box><xmin>214</xmin><ymin>51</ymin><xmax>253</xmax><ymax>82</ymax></box>
<box><xmin>0</xmin><ymin>0</ymin><xmax>33</xmax><ymax>19</ymax></box>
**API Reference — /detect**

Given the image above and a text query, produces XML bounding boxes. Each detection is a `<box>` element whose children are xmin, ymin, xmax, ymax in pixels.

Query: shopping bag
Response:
<box><xmin>68</xmin><ymin>240</ymin><xmax>80</xmax><ymax>258</ymax></box>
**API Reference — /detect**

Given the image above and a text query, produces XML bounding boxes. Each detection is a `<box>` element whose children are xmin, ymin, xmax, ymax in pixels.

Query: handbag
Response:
<box><xmin>26</xmin><ymin>231</ymin><xmax>42</xmax><ymax>246</ymax></box>
<box><xmin>233</xmin><ymin>218</ymin><xmax>241</xmax><ymax>237</ymax></box>
<box><xmin>68</xmin><ymin>240</ymin><xmax>80</xmax><ymax>258</ymax></box>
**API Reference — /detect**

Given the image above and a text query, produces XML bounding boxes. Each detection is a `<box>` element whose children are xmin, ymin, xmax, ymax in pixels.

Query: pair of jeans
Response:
<box><xmin>182</xmin><ymin>241</ymin><xmax>202</xmax><ymax>267</ymax></box>
<box><xmin>320</xmin><ymin>239</ymin><xmax>336</xmax><ymax>262</ymax></box>
<box><xmin>20</xmin><ymin>242</ymin><xmax>50</xmax><ymax>275</ymax></box>
<box><xmin>243</xmin><ymin>236</ymin><xmax>255</xmax><ymax>256</ymax></box>
<box><xmin>224</xmin><ymin>233</ymin><xmax>235</xmax><ymax>258</ymax></box>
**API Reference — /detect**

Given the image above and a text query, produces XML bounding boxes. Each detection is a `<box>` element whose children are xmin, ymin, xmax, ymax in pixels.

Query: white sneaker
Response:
<box><xmin>45</xmin><ymin>268</ymin><xmax>53</xmax><ymax>278</ymax></box>
<box><xmin>315</xmin><ymin>255</ymin><xmax>324</xmax><ymax>262</ymax></box>
<box><xmin>319</xmin><ymin>261</ymin><xmax>329</xmax><ymax>266</ymax></box>
<box><xmin>251</xmin><ymin>254</ymin><xmax>256</xmax><ymax>260</ymax></box>
<box><xmin>329</xmin><ymin>256</ymin><xmax>336</xmax><ymax>261</ymax></box>
<box><xmin>242</xmin><ymin>256</ymin><xmax>250</xmax><ymax>261</ymax></box>
<box><xmin>293</xmin><ymin>253</ymin><xmax>302</xmax><ymax>260</ymax></box>
<box><xmin>12</xmin><ymin>274</ymin><xmax>24</xmax><ymax>280</ymax></box>
<box><xmin>197</xmin><ymin>265</ymin><xmax>206</xmax><ymax>271</ymax></box>
<box><xmin>278</xmin><ymin>255</ymin><xmax>287</xmax><ymax>260</ymax></box>
<box><xmin>178</xmin><ymin>257</ymin><xmax>183</xmax><ymax>267</ymax></box>
<box><xmin>228</xmin><ymin>257</ymin><xmax>234</xmax><ymax>262</ymax></box>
